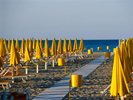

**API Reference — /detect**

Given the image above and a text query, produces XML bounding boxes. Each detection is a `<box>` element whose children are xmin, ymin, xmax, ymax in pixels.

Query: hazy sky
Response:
<box><xmin>0</xmin><ymin>0</ymin><xmax>133</xmax><ymax>39</ymax></box>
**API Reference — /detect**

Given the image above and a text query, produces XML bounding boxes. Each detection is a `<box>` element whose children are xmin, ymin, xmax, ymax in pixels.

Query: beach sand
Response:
<box><xmin>63</xmin><ymin>56</ymin><xmax>114</xmax><ymax>100</ymax></box>
<box><xmin>0</xmin><ymin>53</ymin><xmax>101</xmax><ymax>99</ymax></box>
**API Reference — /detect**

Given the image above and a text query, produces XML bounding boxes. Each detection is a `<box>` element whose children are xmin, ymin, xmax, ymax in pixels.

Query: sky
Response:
<box><xmin>0</xmin><ymin>0</ymin><xmax>133</xmax><ymax>39</ymax></box>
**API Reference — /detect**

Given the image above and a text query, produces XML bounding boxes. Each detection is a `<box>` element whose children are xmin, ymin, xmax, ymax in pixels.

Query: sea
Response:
<box><xmin>17</xmin><ymin>39</ymin><xmax>119</xmax><ymax>52</ymax></box>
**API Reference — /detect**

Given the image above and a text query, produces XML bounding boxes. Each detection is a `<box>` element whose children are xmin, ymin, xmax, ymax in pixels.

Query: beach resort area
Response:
<box><xmin>0</xmin><ymin>0</ymin><xmax>133</xmax><ymax>100</ymax></box>
<box><xmin>0</xmin><ymin>38</ymin><xmax>133</xmax><ymax>100</ymax></box>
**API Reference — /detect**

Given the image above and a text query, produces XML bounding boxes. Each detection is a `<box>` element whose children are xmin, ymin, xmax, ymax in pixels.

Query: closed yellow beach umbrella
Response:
<box><xmin>126</xmin><ymin>39</ymin><xmax>133</xmax><ymax>67</ymax></box>
<box><xmin>51</xmin><ymin>38</ymin><xmax>57</xmax><ymax>56</ymax></box>
<box><xmin>29</xmin><ymin>39</ymin><xmax>33</xmax><ymax>53</ymax></box>
<box><xmin>24</xmin><ymin>43</ymin><xmax>31</xmax><ymax>62</ymax></box>
<box><xmin>44</xmin><ymin>38</ymin><xmax>50</xmax><ymax>58</ymax></box>
<box><xmin>4</xmin><ymin>39</ymin><xmax>8</xmax><ymax>52</ymax></box>
<box><xmin>57</xmin><ymin>39</ymin><xmax>63</xmax><ymax>54</ymax></box>
<box><xmin>35</xmin><ymin>40</ymin><xmax>42</xmax><ymax>59</ymax></box>
<box><xmin>79</xmin><ymin>39</ymin><xmax>84</xmax><ymax>52</ymax></box>
<box><xmin>33</xmin><ymin>38</ymin><xmax>36</xmax><ymax>50</ymax></box>
<box><xmin>119</xmin><ymin>42</ymin><xmax>132</xmax><ymax>83</ymax></box>
<box><xmin>20</xmin><ymin>38</ymin><xmax>25</xmax><ymax>54</ymax></box>
<box><xmin>110</xmin><ymin>48</ymin><xmax>130</xmax><ymax>97</ymax></box>
<box><xmin>0</xmin><ymin>39</ymin><xmax>6</xmax><ymax>57</ymax></box>
<box><xmin>39</xmin><ymin>38</ymin><xmax>43</xmax><ymax>50</ymax></box>
<box><xmin>26</xmin><ymin>39</ymin><xmax>29</xmax><ymax>47</ymax></box>
<box><xmin>63</xmin><ymin>38</ymin><xmax>68</xmax><ymax>53</ymax></box>
<box><xmin>68</xmin><ymin>39</ymin><xmax>73</xmax><ymax>52</ymax></box>
<box><xmin>15</xmin><ymin>38</ymin><xmax>20</xmax><ymax>51</ymax></box>
<box><xmin>8</xmin><ymin>38</ymin><xmax>11</xmax><ymax>53</ymax></box>
<box><xmin>0</xmin><ymin>57</ymin><xmax>3</xmax><ymax>69</ymax></box>
<box><xmin>10</xmin><ymin>39</ymin><xmax>20</xmax><ymax>66</ymax></box>
<box><xmin>73</xmin><ymin>38</ymin><xmax>78</xmax><ymax>51</ymax></box>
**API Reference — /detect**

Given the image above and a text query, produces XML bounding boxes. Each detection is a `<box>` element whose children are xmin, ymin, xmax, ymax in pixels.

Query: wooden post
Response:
<box><xmin>36</xmin><ymin>64</ymin><xmax>39</xmax><ymax>73</ymax></box>
<box><xmin>45</xmin><ymin>62</ymin><xmax>48</xmax><ymax>70</ymax></box>
<box><xmin>26</xmin><ymin>67</ymin><xmax>28</xmax><ymax>75</ymax></box>
<box><xmin>52</xmin><ymin>60</ymin><xmax>55</xmax><ymax>67</ymax></box>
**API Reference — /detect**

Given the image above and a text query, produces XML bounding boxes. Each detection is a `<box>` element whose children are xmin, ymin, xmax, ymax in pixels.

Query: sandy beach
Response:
<box><xmin>0</xmin><ymin>53</ymin><xmax>101</xmax><ymax>99</ymax></box>
<box><xmin>63</xmin><ymin>56</ymin><xmax>114</xmax><ymax>100</ymax></box>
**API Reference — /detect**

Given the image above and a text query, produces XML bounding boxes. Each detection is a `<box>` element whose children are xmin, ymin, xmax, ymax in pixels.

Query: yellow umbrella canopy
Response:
<box><xmin>57</xmin><ymin>39</ymin><xmax>63</xmax><ymax>54</ymax></box>
<box><xmin>28</xmin><ymin>39</ymin><xmax>33</xmax><ymax>53</ymax></box>
<box><xmin>4</xmin><ymin>39</ymin><xmax>8</xmax><ymax>52</ymax></box>
<box><xmin>63</xmin><ymin>38</ymin><xmax>68</xmax><ymax>53</ymax></box>
<box><xmin>119</xmin><ymin>42</ymin><xmax>132</xmax><ymax>83</ymax></box>
<box><xmin>10</xmin><ymin>39</ymin><xmax>20</xmax><ymax>66</ymax></box>
<box><xmin>0</xmin><ymin>57</ymin><xmax>3</xmax><ymax>69</ymax></box>
<box><xmin>8</xmin><ymin>38</ymin><xmax>11</xmax><ymax>53</ymax></box>
<box><xmin>35</xmin><ymin>40</ymin><xmax>42</xmax><ymax>59</ymax></box>
<box><xmin>68</xmin><ymin>39</ymin><xmax>73</xmax><ymax>52</ymax></box>
<box><xmin>51</xmin><ymin>38</ymin><xmax>57</xmax><ymax>56</ymax></box>
<box><xmin>26</xmin><ymin>39</ymin><xmax>29</xmax><ymax>47</ymax></box>
<box><xmin>0</xmin><ymin>39</ymin><xmax>6</xmax><ymax>57</ymax></box>
<box><xmin>15</xmin><ymin>38</ymin><xmax>20</xmax><ymax>51</ymax></box>
<box><xmin>33</xmin><ymin>38</ymin><xmax>36</xmax><ymax>50</ymax></box>
<box><xmin>39</xmin><ymin>38</ymin><xmax>43</xmax><ymax>50</ymax></box>
<box><xmin>73</xmin><ymin>38</ymin><xmax>78</xmax><ymax>51</ymax></box>
<box><xmin>126</xmin><ymin>39</ymin><xmax>133</xmax><ymax>67</ymax></box>
<box><xmin>79</xmin><ymin>39</ymin><xmax>84</xmax><ymax>52</ymax></box>
<box><xmin>110</xmin><ymin>48</ymin><xmax>130</xmax><ymax>97</ymax></box>
<box><xmin>24</xmin><ymin>43</ymin><xmax>31</xmax><ymax>62</ymax></box>
<box><xmin>44</xmin><ymin>38</ymin><xmax>50</xmax><ymax>58</ymax></box>
<box><xmin>20</xmin><ymin>38</ymin><xmax>25</xmax><ymax>54</ymax></box>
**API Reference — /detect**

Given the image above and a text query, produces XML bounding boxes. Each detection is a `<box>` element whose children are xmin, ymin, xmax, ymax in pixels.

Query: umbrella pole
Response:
<box><xmin>52</xmin><ymin>60</ymin><xmax>55</xmax><ymax>67</ymax></box>
<box><xmin>45</xmin><ymin>62</ymin><xmax>48</xmax><ymax>70</ymax></box>
<box><xmin>36</xmin><ymin>64</ymin><xmax>39</xmax><ymax>73</ymax></box>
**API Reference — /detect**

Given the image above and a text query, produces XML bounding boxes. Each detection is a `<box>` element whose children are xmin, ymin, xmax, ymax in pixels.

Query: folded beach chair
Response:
<box><xmin>0</xmin><ymin>80</ymin><xmax>11</xmax><ymax>90</ymax></box>
<box><xmin>1</xmin><ymin>65</ymin><xmax>28</xmax><ymax>83</ymax></box>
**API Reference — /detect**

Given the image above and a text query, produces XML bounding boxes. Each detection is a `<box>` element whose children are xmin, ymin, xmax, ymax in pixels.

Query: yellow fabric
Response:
<box><xmin>44</xmin><ymin>38</ymin><xmax>50</xmax><ymax>57</ymax></box>
<box><xmin>4</xmin><ymin>39</ymin><xmax>8</xmax><ymax>53</ymax></box>
<box><xmin>35</xmin><ymin>40</ymin><xmax>42</xmax><ymax>59</ymax></box>
<box><xmin>68</xmin><ymin>39</ymin><xmax>73</xmax><ymax>52</ymax></box>
<box><xmin>57</xmin><ymin>39</ymin><xmax>63</xmax><ymax>54</ymax></box>
<box><xmin>73</xmin><ymin>38</ymin><xmax>78</xmax><ymax>51</ymax></box>
<box><xmin>63</xmin><ymin>38</ymin><xmax>68</xmax><ymax>53</ymax></box>
<box><xmin>51</xmin><ymin>38</ymin><xmax>57</xmax><ymax>56</ymax></box>
<box><xmin>20</xmin><ymin>38</ymin><xmax>25</xmax><ymax>54</ymax></box>
<box><xmin>126</xmin><ymin>39</ymin><xmax>133</xmax><ymax>67</ymax></box>
<box><xmin>110</xmin><ymin>48</ymin><xmax>130</xmax><ymax>96</ymax></box>
<box><xmin>15</xmin><ymin>38</ymin><xmax>20</xmax><ymax>51</ymax></box>
<box><xmin>0</xmin><ymin>39</ymin><xmax>6</xmax><ymax>57</ymax></box>
<box><xmin>33</xmin><ymin>38</ymin><xmax>36</xmax><ymax>50</ymax></box>
<box><xmin>24</xmin><ymin>43</ymin><xmax>31</xmax><ymax>62</ymax></box>
<box><xmin>79</xmin><ymin>39</ymin><xmax>84</xmax><ymax>52</ymax></box>
<box><xmin>29</xmin><ymin>39</ymin><xmax>33</xmax><ymax>53</ymax></box>
<box><xmin>7</xmin><ymin>39</ymin><xmax>11</xmax><ymax>53</ymax></box>
<box><xmin>10</xmin><ymin>39</ymin><xmax>20</xmax><ymax>66</ymax></box>
<box><xmin>119</xmin><ymin>42</ymin><xmax>132</xmax><ymax>83</ymax></box>
<box><xmin>39</xmin><ymin>38</ymin><xmax>43</xmax><ymax>50</ymax></box>
<box><xmin>0</xmin><ymin>57</ymin><xmax>3</xmax><ymax>68</ymax></box>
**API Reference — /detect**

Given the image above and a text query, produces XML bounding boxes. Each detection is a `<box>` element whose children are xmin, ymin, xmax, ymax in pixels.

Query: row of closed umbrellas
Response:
<box><xmin>110</xmin><ymin>38</ymin><xmax>133</xmax><ymax>98</ymax></box>
<box><xmin>0</xmin><ymin>38</ymin><xmax>84</xmax><ymax>67</ymax></box>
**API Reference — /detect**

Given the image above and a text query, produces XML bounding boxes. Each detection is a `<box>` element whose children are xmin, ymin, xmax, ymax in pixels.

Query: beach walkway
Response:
<box><xmin>33</xmin><ymin>56</ymin><xmax>105</xmax><ymax>100</ymax></box>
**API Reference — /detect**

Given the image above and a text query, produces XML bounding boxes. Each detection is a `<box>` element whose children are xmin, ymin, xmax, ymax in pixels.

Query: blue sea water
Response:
<box><xmin>17</xmin><ymin>39</ymin><xmax>119</xmax><ymax>52</ymax></box>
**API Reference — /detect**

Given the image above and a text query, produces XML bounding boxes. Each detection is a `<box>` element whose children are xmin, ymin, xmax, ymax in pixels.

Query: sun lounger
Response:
<box><xmin>0</xmin><ymin>80</ymin><xmax>11</xmax><ymax>90</ymax></box>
